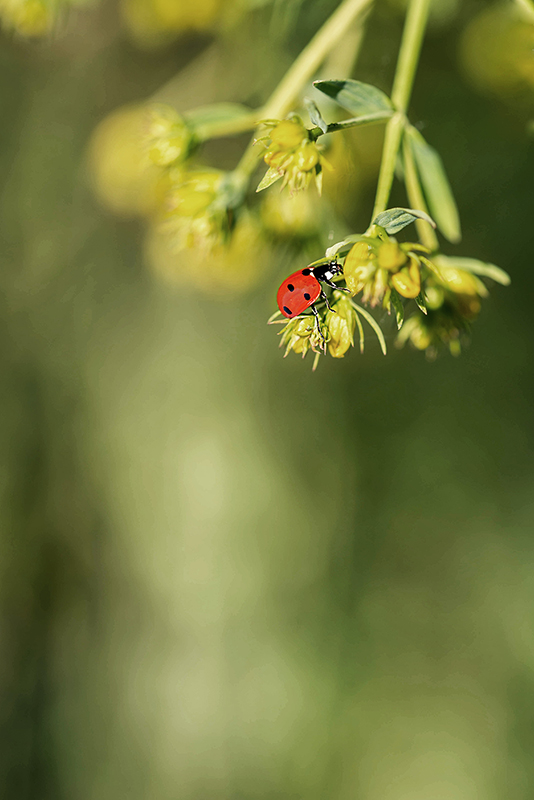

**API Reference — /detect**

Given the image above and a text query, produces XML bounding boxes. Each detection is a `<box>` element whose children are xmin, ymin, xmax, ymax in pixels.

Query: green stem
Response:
<box><xmin>262</xmin><ymin>0</ymin><xmax>373</xmax><ymax>120</ymax></box>
<box><xmin>402</xmin><ymin>131</ymin><xmax>438</xmax><ymax>250</ymax></box>
<box><xmin>371</xmin><ymin>0</ymin><xmax>432</xmax><ymax>220</ymax></box>
<box><xmin>234</xmin><ymin>0</ymin><xmax>373</xmax><ymax>182</ymax></box>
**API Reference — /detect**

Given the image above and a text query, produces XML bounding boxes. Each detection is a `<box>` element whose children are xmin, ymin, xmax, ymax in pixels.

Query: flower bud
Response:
<box><xmin>145</xmin><ymin>105</ymin><xmax>194</xmax><ymax>167</ymax></box>
<box><xmin>295</xmin><ymin>140</ymin><xmax>320</xmax><ymax>172</ymax></box>
<box><xmin>435</xmin><ymin>265</ymin><xmax>484</xmax><ymax>296</ymax></box>
<box><xmin>326</xmin><ymin>296</ymin><xmax>356</xmax><ymax>358</ymax></box>
<box><xmin>377</xmin><ymin>241</ymin><xmax>407</xmax><ymax>272</ymax></box>
<box><xmin>269</xmin><ymin>119</ymin><xmax>307</xmax><ymax>150</ymax></box>
<box><xmin>390</xmin><ymin>258</ymin><xmax>421</xmax><ymax>298</ymax></box>
<box><xmin>167</xmin><ymin>170</ymin><xmax>222</xmax><ymax>217</ymax></box>
<box><xmin>343</xmin><ymin>242</ymin><xmax>374</xmax><ymax>295</ymax></box>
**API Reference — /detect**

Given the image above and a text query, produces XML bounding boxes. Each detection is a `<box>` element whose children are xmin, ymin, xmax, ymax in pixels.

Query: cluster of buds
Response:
<box><xmin>343</xmin><ymin>237</ymin><xmax>425</xmax><ymax>309</ymax></box>
<box><xmin>143</xmin><ymin>104</ymin><xmax>195</xmax><ymax>168</ymax></box>
<box><xmin>257</xmin><ymin>118</ymin><xmax>328</xmax><ymax>195</ymax></box>
<box><xmin>275</xmin><ymin>291</ymin><xmax>362</xmax><ymax>369</ymax></box>
<box><xmin>397</xmin><ymin>258</ymin><xmax>489</xmax><ymax>357</ymax></box>
<box><xmin>164</xmin><ymin>169</ymin><xmax>230</xmax><ymax>250</ymax></box>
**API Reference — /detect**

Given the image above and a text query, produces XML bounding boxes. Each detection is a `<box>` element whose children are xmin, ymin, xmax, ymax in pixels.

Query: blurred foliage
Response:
<box><xmin>1</xmin><ymin>1</ymin><xmax>534</xmax><ymax>799</ymax></box>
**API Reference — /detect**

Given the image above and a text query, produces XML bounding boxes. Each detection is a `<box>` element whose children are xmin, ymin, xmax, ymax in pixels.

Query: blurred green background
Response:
<box><xmin>1</xmin><ymin>1</ymin><xmax>534</xmax><ymax>798</ymax></box>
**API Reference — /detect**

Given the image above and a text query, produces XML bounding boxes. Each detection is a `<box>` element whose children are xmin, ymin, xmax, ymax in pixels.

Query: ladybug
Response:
<box><xmin>277</xmin><ymin>260</ymin><xmax>347</xmax><ymax>340</ymax></box>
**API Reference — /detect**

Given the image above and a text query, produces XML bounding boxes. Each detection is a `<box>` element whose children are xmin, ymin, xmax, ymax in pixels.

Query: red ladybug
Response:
<box><xmin>277</xmin><ymin>260</ymin><xmax>346</xmax><ymax>337</ymax></box>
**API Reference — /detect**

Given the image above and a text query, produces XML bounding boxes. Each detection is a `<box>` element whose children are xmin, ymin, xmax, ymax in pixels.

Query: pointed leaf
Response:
<box><xmin>406</xmin><ymin>127</ymin><xmax>461</xmax><ymax>243</ymax></box>
<box><xmin>304</xmin><ymin>97</ymin><xmax>328</xmax><ymax>134</ymax></box>
<box><xmin>433</xmin><ymin>255</ymin><xmax>511</xmax><ymax>286</ymax></box>
<box><xmin>414</xmin><ymin>291</ymin><xmax>428</xmax><ymax>315</ymax></box>
<box><xmin>314</xmin><ymin>79</ymin><xmax>393</xmax><ymax>117</ymax></box>
<box><xmin>390</xmin><ymin>289</ymin><xmax>405</xmax><ymax>329</ymax></box>
<box><xmin>327</xmin><ymin>110</ymin><xmax>394</xmax><ymax>131</ymax></box>
<box><xmin>350</xmin><ymin>301</ymin><xmax>387</xmax><ymax>355</ymax></box>
<box><xmin>256</xmin><ymin>167</ymin><xmax>282</xmax><ymax>192</ymax></box>
<box><xmin>373</xmin><ymin>207</ymin><xmax>436</xmax><ymax>235</ymax></box>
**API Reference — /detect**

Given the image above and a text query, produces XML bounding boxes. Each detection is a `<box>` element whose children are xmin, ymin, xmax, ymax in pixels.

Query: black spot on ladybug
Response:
<box><xmin>304</xmin><ymin>292</ymin><xmax>311</xmax><ymax>301</ymax></box>
<box><xmin>283</xmin><ymin>306</ymin><xmax>292</xmax><ymax>315</ymax></box>
<box><xmin>301</xmin><ymin>268</ymin><xmax>311</xmax><ymax>275</ymax></box>
<box><xmin>287</xmin><ymin>284</ymin><xmax>294</xmax><ymax>292</ymax></box>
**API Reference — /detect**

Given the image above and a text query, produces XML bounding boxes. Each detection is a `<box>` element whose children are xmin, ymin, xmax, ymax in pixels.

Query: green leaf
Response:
<box><xmin>256</xmin><ymin>167</ymin><xmax>282</xmax><ymax>192</ymax></box>
<box><xmin>414</xmin><ymin>291</ymin><xmax>428</xmax><ymax>315</ymax></box>
<box><xmin>184</xmin><ymin>103</ymin><xmax>253</xmax><ymax>138</ymax></box>
<box><xmin>350</xmin><ymin>301</ymin><xmax>387</xmax><ymax>355</ymax></box>
<box><xmin>390</xmin><ymin>289</ymin><xmax>404</xmax><ymax>330</ymax></box>
<box><xmin>304</xmin><ymin>97</ymin><xmax>328</xmax><ymax>134</ymax></box>
<box><xmin>313</xmin><ymin>79</ymin><xmax>393</xmax><ymax>117</ymax></box>
<box><xmin>373</xmin><ymin>207</ymin><xmax>436</xmax><ymax>235</ymax></box>
<box><xmin>406</xmin><ymin>127</ymin><xmax>461</xmax><ymax>244</ymax></box>
<box><xmin>327</xmin><ymin>110</ymin><xmax>393</xmax><ymax>131</ymax></box>
<box><xmin>434</xmin><ymin>255</ymin><xmax>511</xmax><ymax>286</ymax></box>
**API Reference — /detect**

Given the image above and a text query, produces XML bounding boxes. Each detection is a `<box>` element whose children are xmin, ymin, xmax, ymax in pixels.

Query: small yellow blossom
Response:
<box><xmin>164</xmin><ymin>169</ymin><xmax>228</xmax><ymax>250</ymax></box>
<box><xmin>344</xmin><ymin>238</ymin><xmax>423</xmax><ymax>307</ymax></box>
<box><xmin>257</xmin><ymin>118</ymin><xmax>329</xmax><ymax>195</ymax></box>
<box><xmin>325</xmin><ymin>295</ymin><xmax>357</xmax><ymax>358</ymax></box>
<box><xmin>144</xmin><ymin>104</ymin><xmax>195</xmax><ymax>167</ymax></box>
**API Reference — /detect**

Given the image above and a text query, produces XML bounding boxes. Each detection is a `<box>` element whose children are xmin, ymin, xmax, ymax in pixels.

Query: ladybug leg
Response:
<box><xmin>323</xmin><ymin>278</ymin><xmax>351</xmax><ymax>293</ymax></box>
<box><xmin>310</xmin><ymin>304</ymin><xmax>326</xmax><ymax>346</ymax></box>
<box><xmin>320</xmin><ymin>290</ymin><xmax>334</xmax><ymax>312</ymax></box>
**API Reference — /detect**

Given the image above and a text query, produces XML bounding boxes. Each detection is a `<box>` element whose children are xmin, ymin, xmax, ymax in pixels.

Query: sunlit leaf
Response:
<box><xmin>304</xmin><ymin>97</ymin><xmax>327</xmax><ymax>133</ymax></box>
<box><xmin>406</xmin><ymin>127</ymin><xmax>461</xmax><ymax>244</ymax></box>
<box><xmin>256</xmin><ymin>167</ymin><xmax>282</xmax><ymax>192</ymax></box>
<box><xmin>434</xmin><ymin>255</ymin><xmax>511</xmax><ymax>286</ymax></box>
<box><xmin>373</xmin><ymin>207</ymin><xmax>436</xmax><ymax>235</ymax></box>
<box><xmin>313</xmin><ymin>79</ymin><xmax>393</xmax><ymax>116</ymax></box>
<box><xmin>414</xmin><ymin>291</ymin><xmax>428</xmax><ymax>315</ymax></box>
<box><xmin>390</xmin><ymin>289</ymin><xmax>404</xmax><ymax>329</ymax></box>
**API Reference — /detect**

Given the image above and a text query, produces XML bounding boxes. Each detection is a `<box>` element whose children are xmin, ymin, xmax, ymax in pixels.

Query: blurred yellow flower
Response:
<box><xmin>146</xmin><ymin>212</ymin><xmax>268</xmax><ymax>294</ymax></box>
<box><xmin>144</xmin><ymin>104</ymin><xmax>195</xmax><ymax>167</ymax></box>
<box><xmin>0</xmin><ymin>0</ymin><xmax>52</xmax><ymax>36</ymax></box>
<box><xmin>87</xmin><ymin>104</ymin><xmax>161</xmax><ymax>218</ymax></box>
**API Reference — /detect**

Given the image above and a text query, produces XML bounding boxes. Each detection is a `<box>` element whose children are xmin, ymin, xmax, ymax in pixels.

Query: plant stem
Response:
<box><xmin>371</xmin><ymin>0</ymin><xmax>432</xmax><ymax>220</ymax></box>
<box><xmin>402</xmin><ymin>132</ymin><xmax>438</xmax><ymax>250</ymax></box>
<box><xmin>234</xmin><ymin>0</ymin><xmax>373</xmax><ymax>182</ymax></box>
<box><xmin>262</xmin><ymin>0</ymin><xmax>373</xmax><ymax>120</ymax></box>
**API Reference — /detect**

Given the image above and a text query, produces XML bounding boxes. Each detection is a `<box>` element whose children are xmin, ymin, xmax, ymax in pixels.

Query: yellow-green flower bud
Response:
<box><xmin>344</xmin><ymin>242</ymin><xmax>375</xmax><ymax>295</ymax></box>
<box><xmin>282</xmin><ymin>317</ymin><xmax>315</xmax><ymax>357</ymax></box>
<box><xmin>326</xmin><ymin>296</ymin><xmax>356</xmax><ymax>358</ymax></box>
<box><xmin>145</xmin><ymin>104</ymin><xmax>194</xmax><ymax>167</ymax></box>
<box><xmin>377</xmin><ymin>241</ymin><xmax>407</xmax><ymax>272</ymax></box>
<box><xmin>295</xmin><ymin>140</ymin><xmax>320</xmax><ymax>172</ymax></box>
<box><xmin>269</xmin><ymin>119</ymin><xmax>307</xmax><ymax>150</ymax></box>
<box><xmin>167</xmin><ymin>170</ymin><xmax>222</xmax><ymax>217</ymax></box>
<box><xmin>425</xmin><ymin>285</ymin><xmax>445</xmax><ymax>309</ymax></box>
<box><xmin>390</xmin><ymin>258</ymin><xmax>421</xmax><ymax>298</ymax></box>
<box><xmin>435</xmin><ymin>265</ymin><xmax>483</xmax><ymax>297</ymax></box>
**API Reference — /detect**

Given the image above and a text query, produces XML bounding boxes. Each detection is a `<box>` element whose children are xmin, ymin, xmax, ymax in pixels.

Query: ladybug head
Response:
<box><xmin>312</xmin><ymin>260</ymin><xmax>343</xmax><ymax>282</ymax></box>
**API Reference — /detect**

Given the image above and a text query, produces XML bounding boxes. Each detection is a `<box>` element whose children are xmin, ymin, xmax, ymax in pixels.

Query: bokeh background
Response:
<box><xmin>1</xmin><ymin>0</ymin><xmax>534</xmax><ymax>798</ymax></box>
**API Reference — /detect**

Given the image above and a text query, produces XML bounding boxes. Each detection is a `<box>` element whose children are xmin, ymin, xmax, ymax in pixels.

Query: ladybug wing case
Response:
<box><xmin>277</xmin><ymin>271</ymin><xmax>321</xmax><ymax>318</ymax></box>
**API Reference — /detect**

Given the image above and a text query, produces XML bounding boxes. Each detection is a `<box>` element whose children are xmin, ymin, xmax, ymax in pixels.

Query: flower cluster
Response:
<box><xmin>163</xmin><ymin>169</ymin><xmax>230</xmax><ymax>251</ymax></box>
<box><xmin>343</xmin><ymin>237</ymin><xmax>426</xmax><ymax>308</ymax></box>
<box><xmin>396</xmin><ymin>258</ymin><xmax>489</xmax><ymax>357</ymax></box>
<box><xmin>143</xmin><ymin>105</ymin><xmax>195</xmax><ymax>168</ymax></box>
<box><xmin>257</xmin><ymin>118</ymin><xmax>328</xmax><ymax>194</ymax></box>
